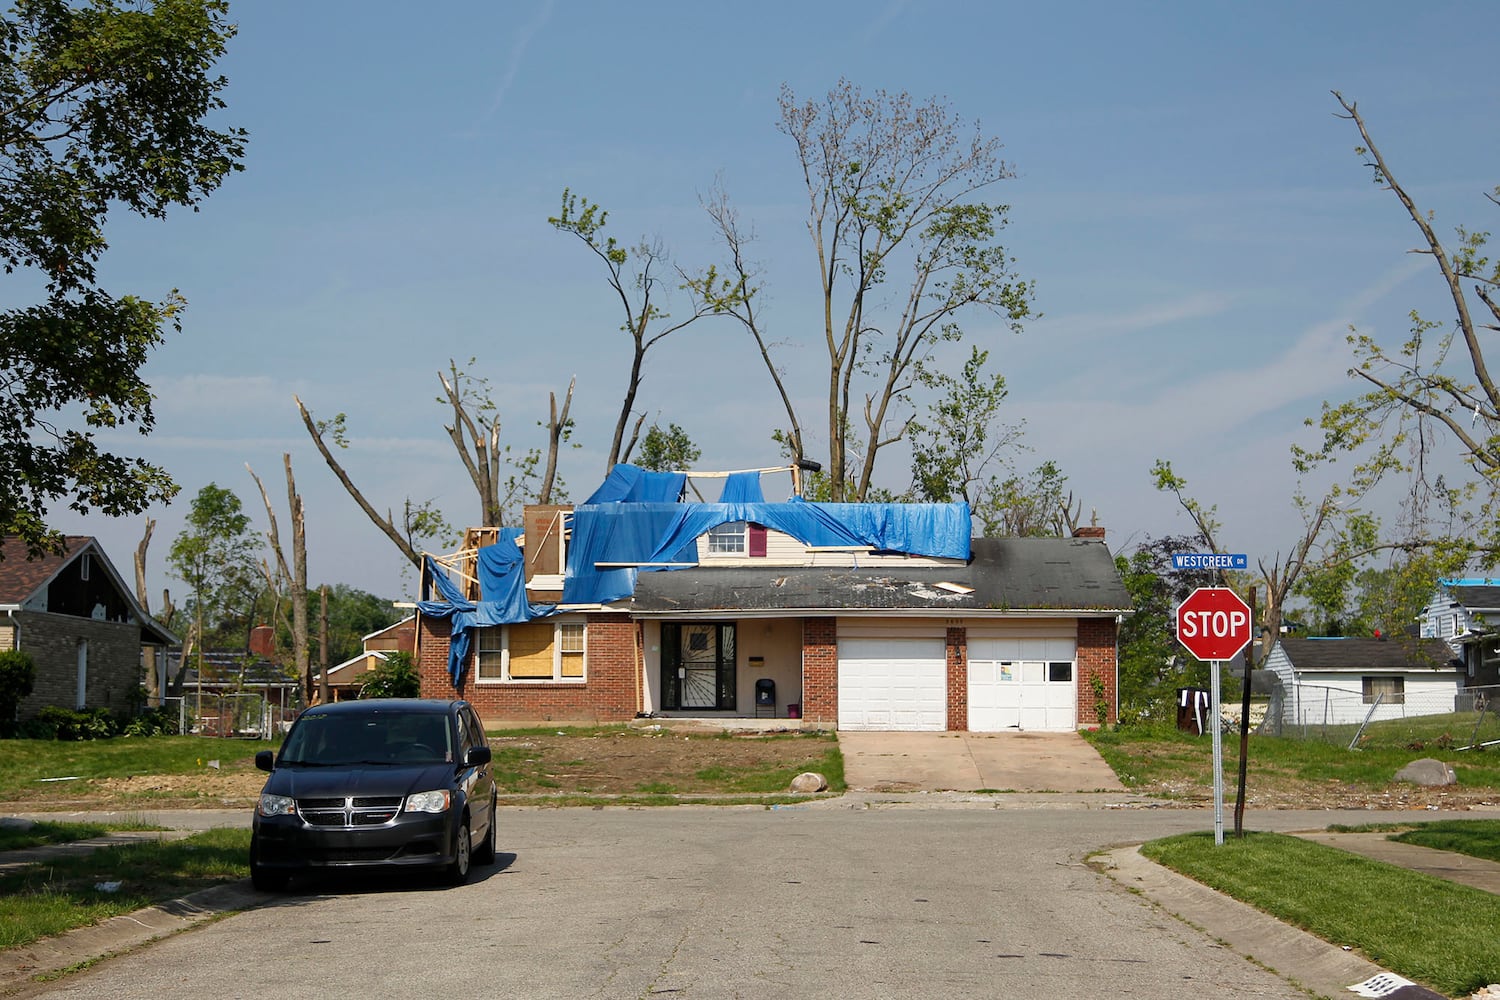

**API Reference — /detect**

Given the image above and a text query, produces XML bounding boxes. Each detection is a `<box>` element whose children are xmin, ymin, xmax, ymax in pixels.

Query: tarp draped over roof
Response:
<box><xmin>717</xmin><ymin>471</ymin><xmax>764</xmax><ymax>503</ymax></box>
<box><xmin>560</xmin><ymin>498</ymin><xmax>972</xmax><ymax>606</ymax></box>
<box><xmin>422</xmin><ymin>465</ymin><xmax>971</xmax><ymax>687</ymax></box>
<box><xmin>416</xmin><ymin>529</ymin><xmax>557</xmax><ymax>685</ymax></box>
<box><xmin>583</xmin><ymin>464</ymin><xmax>686</xmax><ymax>504</ymax></box>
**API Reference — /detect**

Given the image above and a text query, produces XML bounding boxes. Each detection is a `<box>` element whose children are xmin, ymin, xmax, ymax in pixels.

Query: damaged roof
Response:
<box><xmin>1276</xmin><ymin>636</ymin><xmax>1458</xmax><ymax>671</ymax></box>
<box><xmin>629</xmin><ymin>536</ymin><xmax>1132</xmax><ymax>616</ymax></box>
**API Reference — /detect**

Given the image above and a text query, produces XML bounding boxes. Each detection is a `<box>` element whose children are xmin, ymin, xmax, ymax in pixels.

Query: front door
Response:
<box><xmin>661</xmin><ymin>623</ymin><xmax>736</xmax><ymax>711</ymax></box>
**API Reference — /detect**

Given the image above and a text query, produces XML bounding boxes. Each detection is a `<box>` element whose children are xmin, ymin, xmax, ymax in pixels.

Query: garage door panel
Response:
<box><xmin>968</xmin><ymin>647</ymin><xmax>1077</xmax><ymax>733</ymax></box>
<box><xmin>838</xmin><ymin>637</ymin><xmax>945</xmax><ymax>731</ymax></box>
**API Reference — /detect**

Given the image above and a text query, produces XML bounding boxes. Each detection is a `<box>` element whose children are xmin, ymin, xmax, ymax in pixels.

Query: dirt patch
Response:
<box><xmin>0</xmin><ymin>727</ymin><xmax>839</xmax><ymax>811</ymax></box>
<box><xmin>1128</xmin><ymin>776</ymin><xmax>1500</xmax><ymax>812</ymax></box>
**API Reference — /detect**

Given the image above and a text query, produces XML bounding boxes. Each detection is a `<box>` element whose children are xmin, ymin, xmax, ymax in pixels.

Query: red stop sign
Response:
<box><xmin>1176</xmin><ymin>587</ymin><xmax>1252</xmax><ymax>661</ymax></box>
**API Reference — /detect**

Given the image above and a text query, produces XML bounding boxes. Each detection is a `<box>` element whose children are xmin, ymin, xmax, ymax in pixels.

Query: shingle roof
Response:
<box><xmin>1277</xmin><ymin>636</ymin><xmax>1457</xmax><ymax>671</ymax></box>
<box><xmin>1445</xmin><ymin>584</ymin><xmax>1500</xmax><ymax>612</ymax></box>
<box><xmin>0</xmin><ymin>535</ymin><xmax>93</xmax><ymax>603</ymax></box>
<box><xmin>629</xmin><ymin>536</ymin><xmax>1133</xmax><ymax>615</ymax></box>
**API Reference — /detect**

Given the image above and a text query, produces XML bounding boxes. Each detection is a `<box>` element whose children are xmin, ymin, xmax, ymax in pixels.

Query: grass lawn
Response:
<box><xmin>1085</xmin><ymin>722</ymin><xmax>1500</xmax><ymax>806</ymax></box>
<box><xmin>1393</xmin><ymin>819</ymin><xmax>1500</xmax><ymax>863</ymax></box>
<box><xmin>0</xmin><ymin>828</ymin><xmax>250</xmax><ymax>951</ymax></box>
<box><xmin>0</xmin><ymin>819</ymin><xmax>164</xmax><ymax>852</ymax></box>
<box><xmin>0</xmin><ymin>735</ymin><xmax>273</xmax><ymax>802</ymax></box>
<box><xmin>1141</xmin><ymin>831</ymin><xmax>1500</xmax><ymax>997</ymax></box>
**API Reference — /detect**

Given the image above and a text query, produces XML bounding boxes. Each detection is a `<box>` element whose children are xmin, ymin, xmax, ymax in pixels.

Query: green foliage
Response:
<box><xmin>167</xmin><ymin>483</ymin><xmax>261</xmax><ymax>652</ymax></box>
<box><xmin>1142</xmin><ymin>831</ymin><xmax>1500</xmax><ymax>997</ymax></box>
<box><xmin>121</xmin><ymin>705</ymin><xmax>179</xmax><ymax>737</ymax></box>
<box><xmin>1088</xmin><ymin>673</ymin><xmax>1109</xmax><ymax>727</ymax></box>
<box><xmin>19</xmin><ymin>706</ymin><xmax>119</xmax><ymax>741</ymax></box>
<box><xmin>359</xmin><ymin>651</ymin><xmax>419</xmax><ymax>699</ymax></box>
<box><xmin>1114</xmin><ymin>535</ymin><xmax>1215</xmax><ymax>725</ymax></box>
<box><xmin>278</xmin><ymin>583</ymin><xmax>404</xmax><ymax>667</ymax></box>
<box><xmin>0</xmin><ymin>0</ymin><xmax>245</xmax><ymax>554</ymax></box>
<box><xmin>0</xmin><ymin>649</ymin><xmax>36</xmax><ymax>736</ymax></box>
<box><xmin>636</xmin><ymin>422</ymin><xmax>700</xmax><ymax>472</ymax></box>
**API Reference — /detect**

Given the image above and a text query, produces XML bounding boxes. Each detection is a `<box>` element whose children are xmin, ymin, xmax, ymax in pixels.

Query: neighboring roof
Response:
<box><xmin>1442</xmin><ymin>584</ymin><xmax>1500</xmax><ymax>614</ymax></box>
<box><xmin>0</xmin><ymin>535</ymin><xmax>93</xmax><ymax>603</ymax></box>
<box><xmin>362</xmin><ymin>615</ymin><xmax>415</xmax><ymax>643</ymax></box>
<box><xmin>1276</xmin><ymin>637</ymin><xmax>1458</xmax><ymax>672</ymax></box>
<box><xmin>0</xmin><ymin>535</ymin><xmax>178</xmax><ymax>644</ymax></box>
<box><xmin>323</xmin><ymin>649</ymin><xmax>390</xmax><ymax>681</ymax></box>
<box><xmin>630</xmin><ymin>536</ymin><xmax>1132</xmax><ymax>617</ymax></box>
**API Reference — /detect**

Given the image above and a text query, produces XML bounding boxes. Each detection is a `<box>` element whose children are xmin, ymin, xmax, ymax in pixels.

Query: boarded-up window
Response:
<box><xmin>508</xmin><ymin>622</ymin><xmax>555</xmax><ymax>679</ymax></box>
<box><xmin>1362</xmin><ymin>675</ymin><xmax>1405</xmax><ymax>705</ymax></box>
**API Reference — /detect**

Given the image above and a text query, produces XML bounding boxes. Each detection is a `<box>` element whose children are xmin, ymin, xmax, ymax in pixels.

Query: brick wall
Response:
<box><xmin>417</xmin><ymin>612</ymin><xmax>640</xmax><ymax>727</ymax></box>
<box><xmin>1076</xmin><ymin>617</ymin><xmax>1118</xmax><ymax>726</ymax></box>
<box><xmin>946</xmin><ymin>626</ymin><xmax>968</xmax><ymax>731</ymax></box>
<box><xmin>15</xmin><ymin>611</ymin><xmax>142</xmax><ymax>718</ymax></box>
<box><xmin>800</xmin><ymin>618</ymin><xmax>837</xmax><ymax>728</ymax></box>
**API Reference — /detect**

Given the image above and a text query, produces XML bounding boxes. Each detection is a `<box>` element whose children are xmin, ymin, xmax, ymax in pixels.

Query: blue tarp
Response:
<box><xmin>417</xmin><ymin>530</ymin><xmax>557</xmax><ymax>686</ymax></box>
<box><xmin>584</xmin><ymin>464</ymin><xmax>686</xmax><ymax>504</ymax></box>
<box><xmin>424</xmin><ymin>465</ymin><xmax>970</xmax><ymax>685</ymax></box>
<box><xmin>717</xmin><ymin>471</ymin><xmax>764</xmax><ymax>503</ymax></box>
<box><xmin>560</xmin><ymin>498</ymin><xmax>971</xmax><ymax>606</ymax></box>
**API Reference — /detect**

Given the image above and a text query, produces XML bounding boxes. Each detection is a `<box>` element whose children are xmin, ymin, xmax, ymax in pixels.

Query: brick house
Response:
<box><xmin>0</xmin><ymin>536</ymin><xmax>176</xmax><ymax>722</ymax></box>
<box><xmin>414</xmin><ymin>467</ymin><xmax>1132</xmax><ymax>732</ymax></box>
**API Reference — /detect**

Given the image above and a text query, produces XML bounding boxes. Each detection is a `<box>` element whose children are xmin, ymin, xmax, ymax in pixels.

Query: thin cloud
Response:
<box><xmin>467</xmin><ymin>0</ymin><xmax>553</xmax><ymax>131</ymax></box>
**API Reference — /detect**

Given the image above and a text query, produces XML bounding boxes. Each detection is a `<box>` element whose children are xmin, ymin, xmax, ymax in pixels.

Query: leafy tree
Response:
<box><xmin>1115</xmin><ymin>534</ymin><xmax>1217</xmax><ymax>724</ymax></box>
<box><xmin>0</xmin><ymin>0</ymin><xmax>245</xmax><ymax>558</ymax></box>
<box><xmin>0</xmin><ymin>649</ymin><xmax>36</xmax><ymax>736</ymax></box>
<box><xmin>167</xmin><ymin>483</ymin><xmax>260</xmax><ymax>689</ymax></box>
<box><xmin>306</xmin><ymin>584</ymin><xmax>404</xmax><ymax>667</ymax></box>
<box><xmin>907</xmin><ymin>347</ymin><xmax>1021</xmax><ymax>505</ymax></box>
<box><xmin>1309</xmin><ymin>93</ymin><xmax>1500</xmax><ymax>563</ymax></box>
<box><xmin>700</xmin><ymin>79</ymin><xmax>1034</xmax><ymax>500</ymax></box>
<box><xmin>359</xmin><ymin>651</ymin><xmax>419</xmax><ymax>699</ymax></box>
<box><xmin>635</xmin><ymin>422</ymin><xmax>700</xmax><ymax>473</ymax></box>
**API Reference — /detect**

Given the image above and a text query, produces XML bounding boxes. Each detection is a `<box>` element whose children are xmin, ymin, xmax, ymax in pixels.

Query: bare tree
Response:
<box><xmin>297</xmin><ymin>363</ymin><xmax>575</xmax><ymax>568</ymax></box>
<box><xmin>248</xmin><ymin>456</ymin><xmax>310</xmax><ymax>704</ymax></box>
<box><xmin>711</xmin><ymin>79</ymin><xmax>1034</xmax><ymax>500</ymax></box>
<box><xmin>549</xmin><ymin>190</ymin><xmax>726</xmax><ymax>470</ymax></box>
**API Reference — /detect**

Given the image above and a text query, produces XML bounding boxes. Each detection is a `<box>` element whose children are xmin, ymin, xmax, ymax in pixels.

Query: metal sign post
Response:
<box><xmin>1210</xmin><ymin>658</ymin><xmax>1224</xmax><ymax>845</ymax></box>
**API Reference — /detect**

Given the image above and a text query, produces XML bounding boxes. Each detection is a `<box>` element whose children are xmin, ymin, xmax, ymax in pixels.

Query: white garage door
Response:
<box><xmin>837</xmin><ymin>637</ymin><xmax>946</xmax><ymax>731</ymax></box>
<box><xmin>968</xmin><ymin>637</ymin><xmax>1077</xmax><ymax>732</ymax></box>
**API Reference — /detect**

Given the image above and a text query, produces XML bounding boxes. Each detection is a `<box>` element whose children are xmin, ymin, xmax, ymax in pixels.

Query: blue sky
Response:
<box><xmin>51</xmin><ymin>0</ymin><xmax>1500</xmax><ymax>604</ymax></box>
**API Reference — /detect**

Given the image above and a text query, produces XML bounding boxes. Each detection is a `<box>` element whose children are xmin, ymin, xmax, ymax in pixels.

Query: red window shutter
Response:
<box><xmin>748</xmin><ymin>524</ymin><xmax>767</xmax><ymax>557</ymax></box>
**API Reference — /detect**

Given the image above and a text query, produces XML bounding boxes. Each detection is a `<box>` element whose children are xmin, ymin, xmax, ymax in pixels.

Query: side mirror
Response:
<box><xmin>464</xmin><ymin>746</ymin><xmax>492</xmax><ymax>767</ymax></box>
<box><xmin>255</xmin><ymin>749</ymin><xmax>275</xmax><ymax>772</ymax></box>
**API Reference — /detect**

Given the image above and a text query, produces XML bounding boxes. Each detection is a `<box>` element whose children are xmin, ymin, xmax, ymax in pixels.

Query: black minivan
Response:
<box><xmin>250</xmin><ymin>699</ymin><xmax>496</xmax><ymax>890</ymax></box>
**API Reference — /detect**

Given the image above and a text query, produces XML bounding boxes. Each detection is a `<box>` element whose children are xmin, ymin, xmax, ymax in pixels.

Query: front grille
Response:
<box><xmin>297</xmin><ymin>795</ymin><xmax>403</xmax><ymax>828</ymax></box>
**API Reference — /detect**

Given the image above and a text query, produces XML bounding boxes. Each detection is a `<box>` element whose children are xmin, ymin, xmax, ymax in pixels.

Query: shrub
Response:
<box><xmin>19</xmin><ymin>706</ymin><xmax>119</xmax><ymax>741</ymax></box>
<box><xmin>0</xmin><ymin>649</ymin><xmax>36</xmax><ymax>737</ymax></box>
<box><xmin>122</xmin><ymin>705</ymin><xmax>180</xmax><ymax>737</ymax></box>
<box><xmin>359</xmin><ymin>651</ymin><xmax>419</xmax><ymax>699</ymax></box>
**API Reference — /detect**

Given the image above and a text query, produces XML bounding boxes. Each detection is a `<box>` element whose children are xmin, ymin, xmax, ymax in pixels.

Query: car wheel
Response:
<box><xmin>249</xmin><ymin>837</ymin><xmax>289</xmax><ymax>892</ymax></box>
<box><xmin>444</xmin><ymin>819</ymin><xmax>472</xmax><ymax>886</ymax></box>
<box><xmin>473</xmin><ymin>795</ymin><xmax>497</xmax><ymax>865</ymax></box>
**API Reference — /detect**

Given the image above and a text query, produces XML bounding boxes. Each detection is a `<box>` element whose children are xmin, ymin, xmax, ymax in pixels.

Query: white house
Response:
<box><xmin>1265</xmin><ymin>636</ymin><xmax>1463</xmax><ymax>728</ymax></box>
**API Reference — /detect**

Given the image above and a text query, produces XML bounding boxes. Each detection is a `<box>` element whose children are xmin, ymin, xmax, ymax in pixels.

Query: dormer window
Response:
<box><xmin>707</xmin><ymin>521</ymin><xmax>746</xmax><ymax>554</ymax></box>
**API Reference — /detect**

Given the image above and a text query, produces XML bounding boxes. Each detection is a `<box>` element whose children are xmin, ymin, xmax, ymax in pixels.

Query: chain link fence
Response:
<box><xmin>1261</xmin><ymin>680</ymin><xmax>1499</xmax><ymax>751</ymax></box>
<box><xmin>163</xmin><ymin>690</ymin><xmax>301</xmax><ymax>739</ymax></box>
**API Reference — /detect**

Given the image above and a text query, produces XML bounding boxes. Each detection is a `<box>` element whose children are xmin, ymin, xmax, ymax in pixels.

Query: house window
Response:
<box><xmin>1440</xmin><ymin>615</ymin><xmax>1457</xmax><ymax>638</ymax></box>
<box><xmin>707</xmin><ymin>522</ymin><xmax>746</xmax><ymax>554</ymax></box>
<box><xmin>1362</xmin><ymin>676</ymin><xmax>1405</xmax><ymax>705</ymax></box>
<box><xmin>474</xmin><ymin>620</ymin><xmax>587</xmax><ymax>683</ymax></box>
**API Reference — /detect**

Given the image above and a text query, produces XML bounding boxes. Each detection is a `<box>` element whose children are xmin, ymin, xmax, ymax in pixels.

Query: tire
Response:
<box><xmin>444</xmin><ymin>819</ymin><xmax>472</xmax><ymax>886</ymax></box>
<box><xmin>249</xmin><ymin>837</ymin><xmax>290</xmax><ymax>892</ymax></box>
<box><xmin>472</xmin><ymin>796</ymin><xmax>497</xmax><ymax>866</ymax></box>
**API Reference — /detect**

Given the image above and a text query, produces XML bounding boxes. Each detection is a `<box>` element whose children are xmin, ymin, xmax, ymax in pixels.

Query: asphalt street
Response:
<box><xmin>5</xmin><ymin>800</ymin><xmax>1451</xmax><ymax>1000</ymax></box>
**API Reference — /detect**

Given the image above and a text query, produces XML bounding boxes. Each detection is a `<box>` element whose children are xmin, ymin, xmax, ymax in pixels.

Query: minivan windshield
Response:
<box><xmin>279</xmin><ymin>711</ymin><xmax>454</xmax><ymax>766</ymax></box>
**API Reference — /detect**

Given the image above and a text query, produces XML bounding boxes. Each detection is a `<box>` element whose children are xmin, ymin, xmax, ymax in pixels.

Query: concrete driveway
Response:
<box><xmin>838</xmin><ymin>730</ymin><xmax>1126</xmax><ymax>793</ymax></box>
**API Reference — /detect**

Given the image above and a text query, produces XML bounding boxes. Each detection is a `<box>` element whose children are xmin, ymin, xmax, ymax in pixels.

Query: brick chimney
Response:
<box><xmin>249</xmin><ymin>624</ymin><xmax>275</xmax><ymax>658</ymax></box>
<box><xmin>1072</xmin><ymin>526</ymin><xmax>1106</xmax><ymax>540</ymax></box>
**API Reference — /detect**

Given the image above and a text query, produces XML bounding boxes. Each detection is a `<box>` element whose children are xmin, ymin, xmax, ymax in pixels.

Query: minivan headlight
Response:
<box><xmin>405</xmin><ymin>789</ymin><xmax>450</xmax><ymax>814</ymax></box>
<box><xmin>258</xmin><ymin>793</ymin><xmax>295</xmax><ymax>817</ymax></box>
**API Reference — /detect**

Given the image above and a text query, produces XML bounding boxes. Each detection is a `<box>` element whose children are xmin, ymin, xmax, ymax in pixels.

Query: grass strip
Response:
<box><xmin>1391</xmin><ymin>819</ymin><xmax>1500</xmax><ymax>864</ymax></box>
<box><xmin>1141</xmin><ymin>831</ymin><xmax>1500</xmax><ymax>996</ymax></box>
<box><xmin>0</xmin><ymin>828</ymin><xmax>250</xmax><ymax>951</ymax></box>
